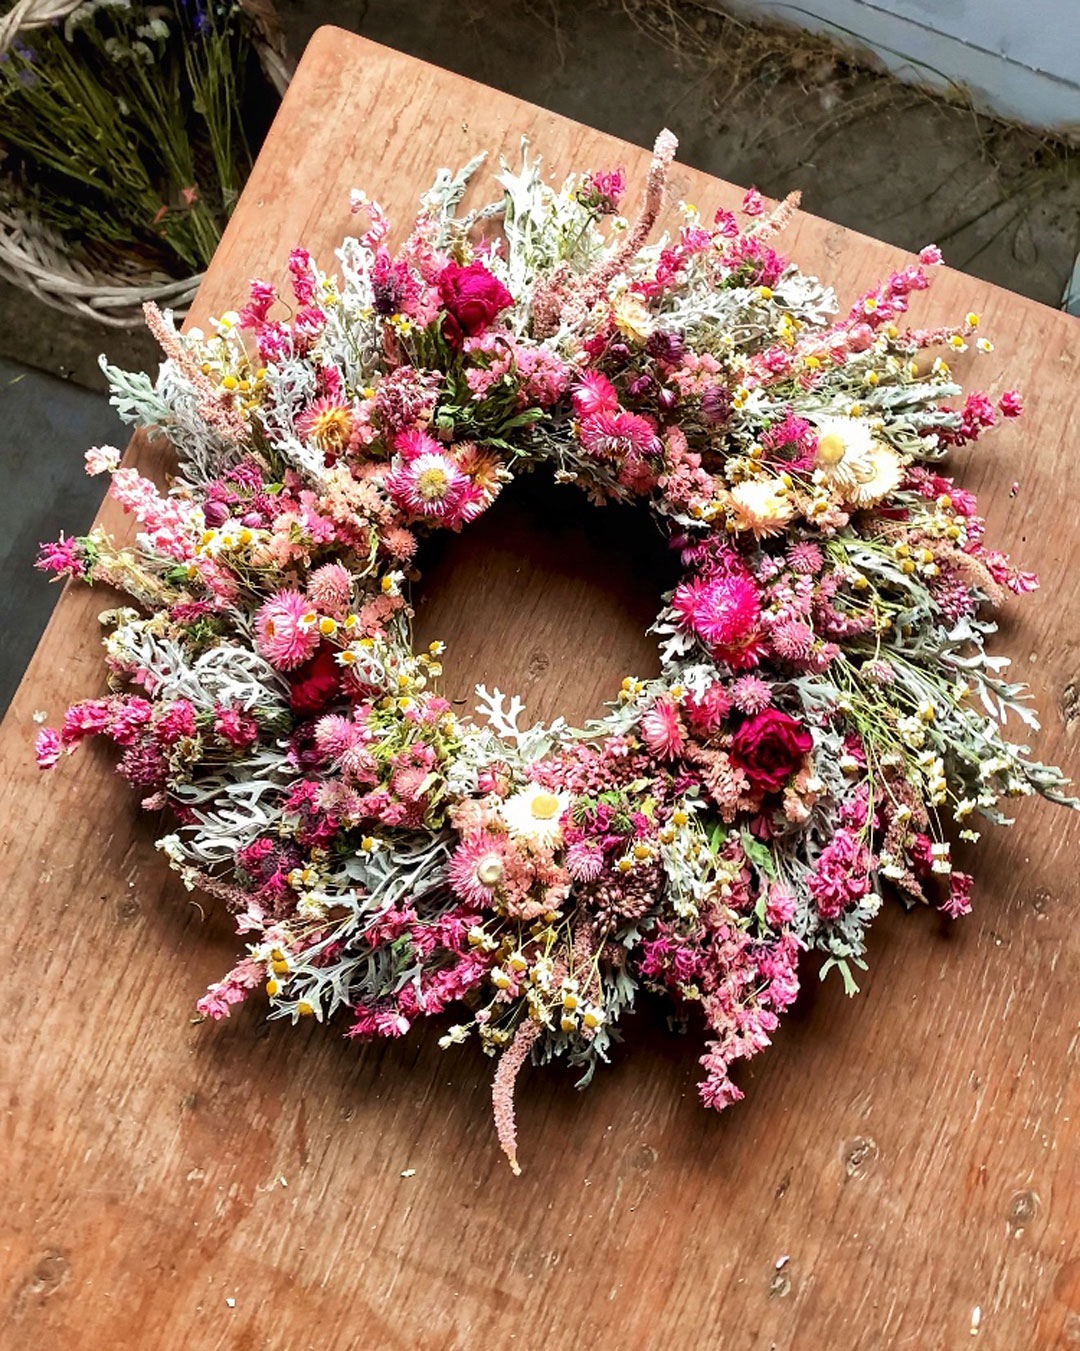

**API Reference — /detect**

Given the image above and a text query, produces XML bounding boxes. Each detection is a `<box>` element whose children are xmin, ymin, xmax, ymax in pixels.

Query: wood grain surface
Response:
<box><xmin>3</xmin><ymin>28</ymin><xmax>1079</xmax><ymax>1351</ymax></box>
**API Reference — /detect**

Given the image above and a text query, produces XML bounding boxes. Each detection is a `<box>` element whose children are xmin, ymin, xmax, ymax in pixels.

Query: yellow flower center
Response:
<box><xmin>816</xmin><ymin>432</ymin><xmax>847</xmax><ymax>466</ymax></box>
<box><xmin>529</xmin><ymin>792</ymin><xmax>561</xmax><ymax>821</ymax></box>
<box><xmin>416</xmin><ymin>466</ymin><xmax>449</xmax><ymax>501</ymax></box>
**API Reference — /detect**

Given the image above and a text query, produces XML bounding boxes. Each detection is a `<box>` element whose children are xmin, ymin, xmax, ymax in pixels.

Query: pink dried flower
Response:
<box><xmin>769</xmin><ymin>619</ymin><xmax>816</xmax><ymax>663</ymax></box>
<box><xmin>387</xmin><ymin>440</ymin><xmax>468</xmax><ymax>524</ymax></box>
<box><xmin>254</xmin><ymin>589</ymin><xmax>320</xmax><ymax>671</ymax></box>
<box><xmin>35</xmin><ymin>727</ymin><xmax>62</xmax><ymax>769</ymax></box>
<box><xmin>578</xmin><ymin>168</ymin><xmax>626</xmax><ymax>215</ymax></box>
<box><xmin>449</xmin><ymin>832</ymin><xmax>515</xmax><ymax>907</ymax></box>
<box><xmin>565</xmin><ymin>839</ymin><xmax>605</xmax><ymax>882</ymax></box>
<box><xmin>682</xmin><ymin>683</ymin><xmax>731</xmax><ymax>737</ymax></box>
<box><xmin>196</xmin><ymin>957</ymin><xmax>264</xmax><ymax>1020</ymax></box>
<box><xmin>787</xmin><ymin>541</ymin><xmax>823</xmax><ymax>574</ymax></box>
<box><xmin>84</xmin><ymin>445</ymin><xmax>121</xmax><ymax>476</ymax></box>
<box><xmin>295</xmin><ymin>396</ymin><xmax>354</xmax><ymax>456</ymax></box>
<box><xmin>571</xmin><ymin>371</ymin><xmax>619</xmax><ymax>418</ymax></box>
<box><xmin>672</xmin><ymin>572</ymin><xmax>761</xmax><ymax>660</ymax></box>
<box><xmin>729</xmin><ymin>675</ymin><xmax>773</xmax><ymax>714</ymax></box>
<box><xmin>578</xmin><ymin>409</ymin><xmax>660</xmax><ymax>460</ymax></box>
<box><xmin>214</xmin><ymin>706</ymin><xmax>259</xmax><ymax>750</ymax></box>
<box><xmin>36</xmin><ymin>533</ymin><xmax>85</xmax><ymax>578</ymax></box>
<box><xmin>808</xmin><ymin>829</ymin><xmax>873</xmax><ymax>919</ymax></box>
<box><xmin>641</xmin><ymin>698</ymin><xmax>686</xmax><ymax>761</ymax></box>
<box><xmin>307</xmin><ymin>563</ymin><xmax>352</xmax><ymax>617</ymax></box>
<box><xmin>492</xmin><ymin>1018</ymin><xmax>541</xmax><ymax>1175</ymax></box>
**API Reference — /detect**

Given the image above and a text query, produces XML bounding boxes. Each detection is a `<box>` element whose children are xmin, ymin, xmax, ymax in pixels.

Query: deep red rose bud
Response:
<box><xmin>730</xmin><ymin>709</ymin><xmax>812</xmax><ymax>793</ymax></box>
<box><xmin>289</xmin><ymin>645</ymin><xmax>341</xmax><ymax>716</ymax></box>
<box><xmin>437</xmin><ymin>261</ymin><xmax>513</xmax><ymax>347</ymax></box>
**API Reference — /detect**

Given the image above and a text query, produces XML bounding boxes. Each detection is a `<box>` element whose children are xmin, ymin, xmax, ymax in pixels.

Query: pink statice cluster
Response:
<box><xmin>35</xmin><ymin>128</ymin><xmax>1075</xmax><ymax>1172</ymax></box>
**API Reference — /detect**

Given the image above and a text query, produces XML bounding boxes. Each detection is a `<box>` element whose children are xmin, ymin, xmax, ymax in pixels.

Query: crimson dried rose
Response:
<box><xmin>437</xmin><ymin>260</ymin><xmax>513</xmax><ymax>347</ymax></box>
<box><xmin>289</xmin><ymin>645</ymin><xmax>340</xmax><ymax>716</ymax></box>
<box><xmin>730</xmin><ymin>708</ymin><xmax>811</xmax><ymax>792</ymax></box>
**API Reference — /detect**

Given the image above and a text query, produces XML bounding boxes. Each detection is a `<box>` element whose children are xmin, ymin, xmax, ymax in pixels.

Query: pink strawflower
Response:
<box><xmin>571</xmin><ymin>371</ymin><xmax>619</xmax><ymax>418</ymax></box>
<box><xmin>579</xmin><ymin>410</ymin><xmax>660</xmax><ymax>459</ymax></box>
<box><xmin>918</xmin><ymin>244</ymin><xmax>944</xmax><ymax>266</ymax></box>
<box><xmin>999</xmin><ymin>389</ymin><xmax>1023</xmax><ymax>418</ymax></box>
<box><xmin>449</xmin><ymin>831</ymin><xmax>514</xmax><ymax>907</ymax></box>
<box><xmin>387</xmin><ymin>438</ymin><xmax>468</xmax><ymax>524</ymax></box>
<box><xmin>295</xmin><ymin>395</ymin><xmax>354</xmax><ymax>455</ymax></box>
<box><xmin>254</xmin><ymin>588</ymin><xmax>320</xmax><ymax>670</ymax></box>
<box><xmin>641</xmin><ymin>698</ymin><xmax>686</xmax><ymax>761</ymax></box>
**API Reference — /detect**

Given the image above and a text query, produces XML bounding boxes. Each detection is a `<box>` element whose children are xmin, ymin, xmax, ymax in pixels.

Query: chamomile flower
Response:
<box><xmin>500</xmin><ymin>784</ymin><xmax>570</xmax><ymax>848</ymax></box>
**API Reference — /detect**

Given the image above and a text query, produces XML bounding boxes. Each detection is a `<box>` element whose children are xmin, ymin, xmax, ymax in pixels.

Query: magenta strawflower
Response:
<box><xmin>672</xmin><ymin>572</ymin><xmax>761</xmax><ymax>659</ymax></box>
<box><xmin>571</xmin><ymin>371</ymin><xmax>619</xmax><ymax>418</ymax></box>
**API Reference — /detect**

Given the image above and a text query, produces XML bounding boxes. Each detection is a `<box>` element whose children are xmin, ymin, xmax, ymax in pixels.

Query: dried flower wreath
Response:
<box><xmin>38</xmin><ymin>133</ymin><xmax>1075</xmax><ymax>1171</ymax></box>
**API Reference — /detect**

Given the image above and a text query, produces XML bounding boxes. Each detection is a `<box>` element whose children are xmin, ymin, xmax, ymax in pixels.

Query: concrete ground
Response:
<box><xmin>0</xmin><ymin>358</ymin><xmax>123</xmax><ymax>712</ymax></box>
<box><xmin>1</xmin><ymin>0</ymin><xmax>1077</xmax><ymax>709</ymax></box>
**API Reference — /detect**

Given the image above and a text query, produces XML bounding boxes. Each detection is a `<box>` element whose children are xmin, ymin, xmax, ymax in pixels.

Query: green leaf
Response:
<box><xmin>740</xmin><ymin>829</ymin><xmax>777</xmax><ymax>879</ymax></box>
<box><xmin>819</xmin><ymin>956</ymin><xmax>864</xmax><ymax>996</ymax></box>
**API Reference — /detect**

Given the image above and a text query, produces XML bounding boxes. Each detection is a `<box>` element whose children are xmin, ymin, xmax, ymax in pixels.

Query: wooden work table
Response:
<box><xmin>3</xmin><ymin>27</ymin><xmax>1078</xmax><ymax>1351</ymax></box>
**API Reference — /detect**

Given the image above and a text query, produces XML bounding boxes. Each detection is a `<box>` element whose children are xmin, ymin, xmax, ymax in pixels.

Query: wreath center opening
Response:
<box><xmin>414</xmin><ymin>471</ymin><xmax>678</xmax><ymax>727</ymax></box>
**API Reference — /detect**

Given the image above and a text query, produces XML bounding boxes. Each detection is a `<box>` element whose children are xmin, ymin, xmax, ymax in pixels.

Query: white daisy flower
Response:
<box><xmin>500</xmin><ymin>783</ymin><xmax>570</xmax><ymax>848</ymax></box>
<box><xmin>811</xmin><ymin>415</ymin><xmax>875</xmax><ymax>492</ymax></box>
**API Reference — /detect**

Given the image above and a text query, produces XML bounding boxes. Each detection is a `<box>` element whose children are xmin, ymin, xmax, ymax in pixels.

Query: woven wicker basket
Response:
<box><xmin>0</xmin><ymin>0</ymin><xmax>292</xmax><ymax>327</ymax></box>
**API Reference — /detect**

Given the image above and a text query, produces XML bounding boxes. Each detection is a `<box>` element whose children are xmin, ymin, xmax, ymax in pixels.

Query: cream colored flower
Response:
<box><xmin>846</xmin><ymin>444</ymin><xmax>904</xmax><ymax>506</ymax></box>
<box><xmin>612</xmin><ymin>291</ymin><xmax>654</xmax><ymax>343</ymax></box>
<box><xmin>727</xmin><ymin>477</ymin><xmax>794</xmax><ymax>537</ymax></box>
<box><xmin>811</xmin><ymin>415</ymin><xmax>875</xmax><ymax>492</ymax></box>
<box><xmin>500</xmin><ymin>784</ymin><xmax>570</xmax><ymax>848</ymax></box>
